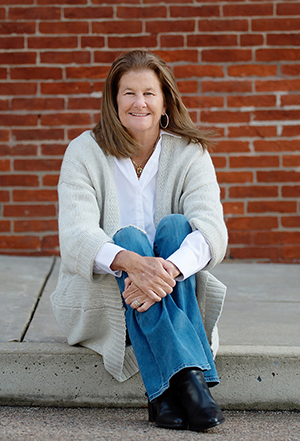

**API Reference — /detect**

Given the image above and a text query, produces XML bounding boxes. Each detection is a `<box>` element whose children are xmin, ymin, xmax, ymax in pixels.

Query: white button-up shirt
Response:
<box><xmin>94</xmin><ymin>132</ymin><xmax>211</xmax><ymax>281</ymax></box>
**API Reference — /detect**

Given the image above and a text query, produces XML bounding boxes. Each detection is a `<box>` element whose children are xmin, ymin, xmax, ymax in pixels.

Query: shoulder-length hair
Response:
<box><xmin>93</xmin><ymin>50</ymin><xmax>215</xmax><ymax>158</ymax></box>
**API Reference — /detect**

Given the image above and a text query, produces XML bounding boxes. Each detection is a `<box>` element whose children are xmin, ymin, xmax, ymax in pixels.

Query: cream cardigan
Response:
<box><xmin>50</xmin><ymin>130</ymin><xmax>228</xmax><ymax>382</ymax></box>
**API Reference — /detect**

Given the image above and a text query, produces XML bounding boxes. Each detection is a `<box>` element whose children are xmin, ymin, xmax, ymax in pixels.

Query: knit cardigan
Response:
<box><xmin>50</xmin><ymin>130</ymin><xmax>228</xmax><ymax>382</ymax></box>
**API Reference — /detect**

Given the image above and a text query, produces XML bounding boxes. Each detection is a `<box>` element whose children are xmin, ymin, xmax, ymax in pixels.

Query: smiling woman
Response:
<box><xmin>51</xmin><ymin>50</ymin><xmax>228</xmax><ymax>433</ymax></box>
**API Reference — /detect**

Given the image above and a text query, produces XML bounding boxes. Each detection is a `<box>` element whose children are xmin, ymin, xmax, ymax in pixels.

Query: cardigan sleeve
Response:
<box><xmin>57</xmin><ymin>137</ymin><xmax>114</xmax><ymax>281</ymax></box>
<box><xmin>180</xmin><ymin>149</ymin><xmax>228</xmax><ymax>270</ymax></box>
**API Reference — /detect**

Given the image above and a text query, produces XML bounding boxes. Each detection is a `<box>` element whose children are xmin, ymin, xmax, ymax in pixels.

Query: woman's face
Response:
<box><xmin>116</xmin><ymin>69</ymin><xmax>166</xmax><ymax>142</ymax></box>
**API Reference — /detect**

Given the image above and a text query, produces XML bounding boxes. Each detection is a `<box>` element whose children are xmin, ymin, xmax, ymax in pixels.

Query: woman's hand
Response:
<box><xmin>111</xmin><ymin>251</ymin><xmax>176</xmax><ymax>302</ymax></box>
<box><xmin>122</xmin><ymin>278</ymin><xmax>157</xmax><ymax>312</ymax></box>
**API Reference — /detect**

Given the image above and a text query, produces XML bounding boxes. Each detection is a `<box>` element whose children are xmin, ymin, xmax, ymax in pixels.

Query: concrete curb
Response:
<box><xmin>1</xmin><ymin>342</ymin><xmax>299</xmax><ymax>410</ymax></box>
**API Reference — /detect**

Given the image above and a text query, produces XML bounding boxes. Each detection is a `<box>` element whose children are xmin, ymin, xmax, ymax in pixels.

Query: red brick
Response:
<box><xmin>38</xmin><ymin>0</ymin><xmax>86</xmax><ymax>3</ymax></box>
<box><xmin>229</xmin><ymin>186</ymin><xmax>278</xmax><ymax>199</ymax></box>
<box><xmin>177</xmin><ymin>81</ymin><xmax>198</xmax><ymax>94</ymax></box>
<box><xmin>0</xmin><ymin>236</ymin><xmax>40</xmax><ymax>250</ymax></box>
<box><xmin>12</xmin><ymin>129</ymin><xmax>64</xmax><ymax>141</ymax></box>
<box><xmin>146</xmin><ymin>20</ymin><xmax>195</xmax><ymax>34</ymax></box>
<box><xmin>11</xmin><ymin>67</ymin><xmax>62</xmax><ymax>80</ymax></box>
<box><xmin>282</xmin><ymin>186</ymin><xmax>300</xmax><ymax>198</ymax></box>
<box><xmin>228</xmin><ymin>64</ymin><xmax>277</xmax><ymax>77</ymax></box>
<box><xmin>68</xmin><ymin>97</ymin><xmax>101</xmax><ymax>110</ymax></box>
<box><xmin>12</xmin><ymin>98</ymin><xmax>64</xmax><ymax>111</ymax></box>
<box><xmin>202</xmin><ymin>49</ymin><xmax>252</xmax><ymax>63</ymax></box>
<box><xmin>0</xmin><ymin>220</ymin><xmax>10</xmax><ymax>232</ymax></box>
<box><xmin>0</xmin><ymin>114</ymin><xmax>37</xmax><ymax>126</ymax></box>
<box><xmin>256</xmin><ymin>79</ymin><xmax>300</xmax><ymax>92</ymax></box>
<box><xmin>155</xmin><ymin>50</ymin><xmax>198</xmax><ymax>63</ymax></box>
<box><xmin>230</xmin><ymin>155</ymin><xmax>279</xmax><ymax>168</ymax></box>
<box><xmin>65</xmin><ymin>66</ymin><xmax>114</xmax><ymax>80</ymax></box>
<box><xmin>182</xmin><ymin>96</ymin><xmax>223</xmax><ymax>109</ymax></box>
<box><xmin>0</xmin><ymin>82</ymin><xmax>37</xmax><ymax>96</ymax></box>
<box><xmin>227</xmin><ymin>95</ymin><xmax>276</xmax><ymax>108</ymax></box>
<box><xmin>253</xmin><ymin>18</ymin><xmax>300</xmax><ymax>32</ymax></box>
<box><xmin>41</xmin><ymin>82</ymin><xmax>91</xmax><ymax>95</ymax></box>
<box><xmin>3</xmin><ymin>204</ymin><xmax>56</xmax><ymax>217</ymax></box>
<box><xmin>254</xmin><ymin>140</ymin><xmax>300</xmax><ymax>152</ymax></box>
<box><xmin>93</xmin><ymin>52</ymin><xmax>120</xmax><ymax>64</ymax></box>
<box><xmin>254</xmin><ymin>110</ymin><xmax>300</xmax><ymax>122</ymax></box>
<box><xmin>277</xmin><ymin>3</ymin><xmax>300</xmax><ymax>16</ymax></box>
<box><xmin>0</xmin><ymin>130</ymin><xmax>10</xmax><ymax>142</ymax></box>
<box><xmin>0</xmin><ymin>22</ymin><xmax>35</xmax><ymax>34</ymax></box>
<box><xmin>28</xmin><ymin>36</ymin><xmax>78</xmax><ymax>49</ymax></box>
<box><xmin>14</xmin><ymin>159</ymin><xmax>62</xmax><ymax>171</ymax></box>
<box><xmin>188</xmin><ymin>34</ymin><xmax>237</xmax><ymax>47</ymax></box>
<box><xmin>41</xmin><ymin>113</ymin><xmax>91</xmax><ymax>126</ymax></box>
<box><xmin>40</xmin><ymin>51</ymin><xmax>90</xmax><ymax>64</ymax></box>
<box><xmin>283</xmin><ymin>155</ymin><xmax>300</xmax><ymax>167</ymax></box>
<box><xmin>223</xmin><ymin>202</ymin><xmax>244</xmax><ymax>215</ymax></box>
<box><xmin>257</xmin><ymin>171</ymin><xmax>300</xmax><ymax>183</ymax></box>
<box><xmin>117</xmin><ymin>6</ymin><xmax>166</xmax><ymax>18</ymax></box>
<box><xmin>229</xmin><ymin>246</ymin><xmax>280</xmax><ymax>260</ymax></box>
<box><xmin>0</xmin><ymin>175</ymin><xmax>39</xmax><ymax>187</ymax></box>
<box><xmin>41</xmin><ymin>144</ymin><xmax>67</xmax><ymax>155</ymax></box>
<box><xmin>240</xmin><ymin>34</ymin><xmax>264</xmax><ymax>47</ymax></box>
<box><xmin>256</xmin><ymin>49</ymin><xmax>300</xmax><ymax>62</ymax></box>
<box><xmin>39</xmin><ymin>22</ymin><xmax>89</xmax><ymax>34</ymax></box>
<box><xmin>0</xmin><ymin>190</ymin><xmax>10</xmax><ymax>202</ymax></box>
<box><xmin>228</xmin><ymin>231</ymin><xmax>252</xmax><ymax>245</ymax></box>
<box><xmin>210</xmin><ymin>156</ymin><xmax>227</xmax><ymax>168</ymax></box>
<box><xmin>170</xmin><ymin>5</ymin><xmax>219</xmax><ymax>18</ymax></box>
<box><xmin>282</xmin><ymin>65</ymin><xmax>300</xmax><ymax>76</ymax></box>
<box><xmin>224</xmin><ymin>3</ymin><xmax>273</xmax><ymax>16</ymax></box>
<box><xmin>228</xmin><ymin>126</ymin><xmax>277</xmax><ymax>138</ymax></box>
<box><xmin>14</xmin><ymin>219</ymin><xmax>58</xmax><ymax>233</ymax></box>
<box><xmin>108</xmin><ymin>36</ymin><xmax>157</xmax><ymax>49</ymax></box>
<box><xmin>93</xmin><ymin>20</ymin><xmax>142</xmax><ymax>34</ymax></box>
<box><xmin>267</xmin><ymin>33</ymin><xmax>300</xmax><ymax>47</ymax></box>
<box><xmin>13</xmin><ymin>189</ymin><xmax>58</xmax><ymax>202</ymax></box>
<box><xmin>0</xmin><ymin>144</ymin><xmax>37</xmax><ymax>156</ymax></box>
<box><xmin>64</xmin><ymin>6</ymin><xmax>113</xmax><ymax>18</ymax></box>
<box><xmin>216</xmin><ymin>171</ymin><xmax>253</xmax><ymax>184</ymax></box>
<box><xmin>8</xmin><ymin>6</ymin><xmax>60</xmax><ymax>20</ymax></box>
<box><xmin>0</xmin><ymin>99</ymin><xmax>9</xmax><ymax>110</ymax></box>
<box><xmin>201</xmin><ymin>111</ymin><xmax>251</xmax><ymax>124</ymax></box>
<box><xmin>198</xmin><ymin>19</ymin><xmax>248</xmax><ymax>32</ymax></box>
<box><xmin>0</xmin><ymin>68</ymin><xmax>7</xmax><ymax>79</ymax></box>
<box><xmin>254</xmin><ymin>231</ymin><xmax>300</xmax><ymax>245</ymax></box>
<box><xmin>281</xmin><ymin>216</ymin><xmax>300</xmax><ymax>228</ymax></box>
<box><xmin>281</xmin><ymin>126</ymin><xmax>300</xmax><ymax>137</ymax></box>
<box><xmin>81</xmin><ymin>36</ymin><xmax>105</xmax><ymax>48</ymax></box>
<box><xmin>43</xmin><ymin>175</ymin><xmax>59</xmax><ymax>186</ymax></box>
<box><xmin>202</xmin><ymin>80</ymin><xmax>252</xmax><ymax>93</ymax></box>
<box><xmin>281</xmin><ymin>95</ymin><xmax>300</xmax><ymax>106</ymax></box>
<box><xmin>0</xmin><ymin>52</ymin><xmax>36</xmax><ymax>65</ymax></box>
<box><xmin>41</xmin><ymin>234</ymin><xmax>59</xmax><ymax>249</ymax></box>
<box><xmin>92</xmin><ymin>0</ymin><xmax>139</xmax><ymax>3</ymax></box>
<box><xmin>0</xmin><ymin>159</ymin><xmax>10</xmax><ymax>171</ymax></box>
<box><xmin>160</xmin><ymin>35</ymin><xmax>184</xmax><ymax>48</ymax></box>
<box><xmin>226</xmin><ymin>216</ymin><xmax>278</xmax><ymax>230</ymax></box>
<box><xmin>174</xmin><ymin>65</ymin><xmax>224</xmax><ymax>78</ymax></box>
<box><xmin>214</xmin><ymin>140</ymin><xmax>250</xmax><ymax>153</ymax></box>
<box><xmin>248</xmin><ymin>201</ymin><xmax>297</xmax><ymax>214</ymax></box>
<box><xmin>282</xmin><ymin>246</ymin><xmax>300</xmax><ymax>260</ymax></box>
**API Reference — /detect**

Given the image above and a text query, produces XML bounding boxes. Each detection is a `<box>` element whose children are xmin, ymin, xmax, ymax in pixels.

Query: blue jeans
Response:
<box><xmin>113</xmin><ymin>214</ymin><xmax>219</xmax><ymax>402</ymax></box>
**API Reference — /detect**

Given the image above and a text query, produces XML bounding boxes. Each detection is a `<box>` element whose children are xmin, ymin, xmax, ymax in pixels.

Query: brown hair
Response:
<box><xmin>93</xmin><ymin>50</ymin><xmax>215</xmax><ymax>158</ymax></box>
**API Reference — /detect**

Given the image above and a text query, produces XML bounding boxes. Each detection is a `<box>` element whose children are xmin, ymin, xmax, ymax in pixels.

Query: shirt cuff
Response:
<box><xmin>167</xmin><ymin>230</ymin><xmax>211</xmax><ymax>281</ymax></box>
<box><xmin>93</xmin><ymin>242</ymin><xmax>125</xmax><ymax>277</ymax></box>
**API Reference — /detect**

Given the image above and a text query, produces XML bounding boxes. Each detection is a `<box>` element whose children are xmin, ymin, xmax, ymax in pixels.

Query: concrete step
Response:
<box><xmin>1</xmin><ymin>255</ymin><xmax>299</xmax><ymax>410</ymax></box>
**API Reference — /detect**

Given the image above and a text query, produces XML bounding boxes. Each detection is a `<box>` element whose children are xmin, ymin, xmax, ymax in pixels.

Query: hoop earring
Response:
<box><xmin>160</xmin><ymin>113</ymin><xmax>169</xmax><ymax>129</ymax></box>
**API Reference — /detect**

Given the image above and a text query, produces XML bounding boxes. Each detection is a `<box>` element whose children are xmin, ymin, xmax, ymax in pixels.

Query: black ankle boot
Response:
<box><xmin>172</xmin><ymin>368</ymin><xmax>225</xmax><ymax>432</ymax></box>
<box><xmin>148</xmin><ymin>387</ymin><xmax>188</xmax><ymax>430</ymax></box>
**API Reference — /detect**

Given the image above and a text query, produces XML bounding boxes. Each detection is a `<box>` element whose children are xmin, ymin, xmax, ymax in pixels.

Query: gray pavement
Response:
<box><xmin>0</xmin><ymin>255</ymin><xmax>300</xmax><ymax>411</ymax></box>
<box><xmin>0</xmin><ymin>407</ymin><xmax>299</xmax><ymax>441</ymax></box>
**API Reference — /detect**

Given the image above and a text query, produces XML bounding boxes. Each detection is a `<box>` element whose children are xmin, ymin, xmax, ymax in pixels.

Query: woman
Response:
<box><xmin>51</xmin><ymin>50</ymin><xmax>228</xmax><ymax>432</ymax></box>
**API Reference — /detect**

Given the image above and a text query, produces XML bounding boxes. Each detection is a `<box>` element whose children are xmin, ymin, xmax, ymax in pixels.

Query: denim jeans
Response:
<box><xmin>113</xmin><ymin>214</ymin><xmax>219</xmax><ymax>402</ymax></box>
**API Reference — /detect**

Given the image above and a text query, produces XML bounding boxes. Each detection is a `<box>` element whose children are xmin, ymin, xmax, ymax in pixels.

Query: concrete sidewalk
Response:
<box><xmin>0</xmin><ymin>255</ymin><xmax>299</xmax><ymax>410</ymax></box>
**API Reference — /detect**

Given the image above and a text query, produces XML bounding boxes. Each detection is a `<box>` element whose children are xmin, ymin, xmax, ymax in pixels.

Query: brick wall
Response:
<box><xmin>0</xmin><ymin>0</ymin><xmax>299</xmax><ymax>262</ymax></box>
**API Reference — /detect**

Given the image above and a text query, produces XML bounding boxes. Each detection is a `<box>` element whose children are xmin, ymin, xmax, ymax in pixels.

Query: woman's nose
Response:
<box><xmin>134</xmin><ymin>93</ymin><xmax>146</xmax><ymax>108</ymax></box>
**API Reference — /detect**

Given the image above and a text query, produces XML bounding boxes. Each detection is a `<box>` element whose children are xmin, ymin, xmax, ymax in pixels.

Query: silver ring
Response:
<box><xmin>133</xmin><ymin>299</ymin><xmax>141</xmax><ymax>307</ymax></box>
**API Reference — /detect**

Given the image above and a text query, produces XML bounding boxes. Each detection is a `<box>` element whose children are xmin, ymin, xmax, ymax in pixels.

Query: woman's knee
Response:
<box><xmin>156</xmin><ymin>214</ymin><xmax>191</xmax><ymax>236</ymax></box>
<box><xmin>113</xmin><ymin>226</ymin><xmax>153</xmax><ymax>256</ymax></box>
